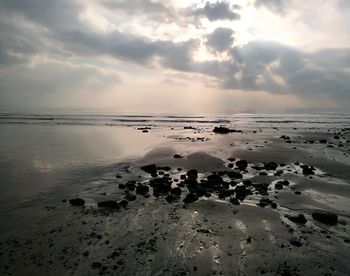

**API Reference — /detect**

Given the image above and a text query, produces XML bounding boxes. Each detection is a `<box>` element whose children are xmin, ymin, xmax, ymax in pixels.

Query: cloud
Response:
<box><xmin>206</xmin><ymin>27</ymin><xmax>234</xmax><ymax>52</ymax></box>
<box><xmin>254</xmin><ymin>0</ymin><xmax>286</xmax><ymax>12</ymax></box>
<box><xmin>0</xmin><ymin>0</ymin><xmax>349</xmax><ymax>108</ymax></box>
<box><xmin>221</xmin><ymin>41</ymin><xmax>350</xmax><ymax>100</ymax></box>
<box><xmin>193</xmin><ymin>1</ymin><xmax>240</xmax><ymax>21</ymax></box>
<box><xmin>102</xmin><ymin>0</ymin><xmax>178</xmax><ymax>22</ymax></box>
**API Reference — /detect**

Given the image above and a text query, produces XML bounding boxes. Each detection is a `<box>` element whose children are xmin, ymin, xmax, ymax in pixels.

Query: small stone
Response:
<box><xmin>312</xmin><ymin>210</ymin><xmax>338</xmax><ymax>225</ymax></box>
<box><xmin>183</xmin><ymin>193</ymin><xmax>199</xmax><ymax>204</ymax></box>
<box><xmin>97</xmin><ymin>200</ymin><xmax>120</xmax><ymax>209</ymax></box>
<box><xmin>288</xmin><ymin>214</ymin><xmax>307</xmax><ymax>224</ymax></box>
<box><xmin>69</xmin><ymin>198</ymin><xmax>85</xmax><ymax>206</ymax></box>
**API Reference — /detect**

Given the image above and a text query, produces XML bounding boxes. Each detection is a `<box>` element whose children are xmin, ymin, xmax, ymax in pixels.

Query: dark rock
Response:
<box><xmin>118</xmin><ymin>183</ymin><xmax>126</xmax><ymax>189</ymax></box>
<box><xmin>141</xmin><ymin>164</ymin><xmax>157</xmax><ymax>174</ymax></box>
<box><xmin>288</xmin><ymin>214</ymin><xmax>307</xmax><ymax>224</ymax></box>
<box><xmin>230</xmin><ymin>197</ymin><xmax>240</xmax><ymax>205</ymax></box>
<box><xmin>257</xmin><ymin>198</ymin><xmax>272</xmax><ymax>208</ymax></box>
<box><xmin>275</xmin><ymin>182</ymin><xmax>283</xmax><ymax>190</ymax></box>
<box><xmin>69</xmin><ymin>198</ymin><xmax>85</xmax><ymax>206</ymax></box>
<box><xmin>235</xmin><ymin>186</ymin><xmax>250</xmax><ymax>200</ymax></box>
<box><xmin>264</xmin><ymin>162</ymin><xmax>278</xmax><ymax>171</ymax></box>
<box><xmin>213</xmin><ymin>127</ymin><xmax>242</xmax><ymax>134</ymax></box>
<box><xmin>116</xmin><ymin>175</ymin><xmax>122</xmax><ymax>178</ymax></box>
<box><xmin>243</xmin><ymin>180</ymin><xmax>252</xmax><ymax>186</ymax></box>
<box><xmin>173</xmin><ymin>154</ymin><xmax>183</xmax><ymax>159</ymax></box>
<box><xmin>157</xmin><ymin>166</ymin><xmax>171</xmax><ymax>171</ymax></box>
<box><xmin>207</xmin><ymin>174</ymin><xmax>223</xmax><ymax>184</ymax></box>
<box><xmin>126</xmin><ymin>181</ymin><xmax>136</xmax><ymax>191</ymax></box>
<box><xmin>259</xmin><ymin>172</ymin><xmax>268</xmax><ymax>176</ymax></box>
<box><xmin>118</xmin><ymin>200</ymin><xmax>128</xmax><ymax>208</ymax></box>
<box><xmin>187</xmin><ymin>169</ymin><xmax>198</xmax><ymax>179</ymax></box>
<box><xmin>319</xmin><ymin>139</ymin><xmax>327</xmax><ymax>144</ymax></box>
<box><xmin>227</xmin><ymin>171</ymin><xmax>243</xmax><ymax>179</ymax></box>
<box><xmin>183</xmin><ymin>193</ymin><xmax>199</xmax><ymax>204</ymax></box>
<box><xmin>136</xmin><ymin>184</ymin><xmax>149</xmax><ymax>195</ymax></box>
<box><xmin>236</xmin><ymin>160</ymin><xmax>248</xmax><ymax>171</ymax></box>
<box><xmin>271</xmin><ymin>202</ymin><xmax>277</xmax><ymax>209</ymax></box>
<box><xmin>312</xmin><ymin>210</ymin><xmax>338</xmax><ymax>225</ymax></box>
<box><xmin>290</xmin><ymin>238</ymin><xmax>303</xmax><ymax>247</ymax></box>
<box><xmin>97</xmin><ymin>200</ymin><xmax>120</xmax><ymax>209</ymax></box>
<box><xmin>300</xmin><ymin>165</ymin><xmax>315</xmax><ymax>175</ymax></box>
<box><xmin>165</xmin><ymin>194</ymin><xmax>176</xmax><ymax>203</ymax></box>
<box><xmin>170</xmin><ymin>187</ymin><xmax>182</xmax><ymax>195</ymax></box>
<box><xmin>125</xmin><ymin>193</ymin><xmax>137</xmax><ymax>201</ymax></box>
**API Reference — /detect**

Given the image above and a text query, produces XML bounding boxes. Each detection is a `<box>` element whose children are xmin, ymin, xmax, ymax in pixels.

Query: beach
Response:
<box><xmin>0</xmin><ymin>113</ymin><xmax>350</xmax><ymax>276</ymax></box>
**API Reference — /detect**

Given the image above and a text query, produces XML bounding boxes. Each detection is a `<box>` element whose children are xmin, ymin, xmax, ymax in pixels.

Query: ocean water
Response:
<box><xmin>1</xmin><ymin>112</ymin><xmax>350</xmax><ymax>129</ymax></box>
<box><xmin>0</xmin><ymin>112</ymin><xmax>349</xmax><ymax>211</ymax></box>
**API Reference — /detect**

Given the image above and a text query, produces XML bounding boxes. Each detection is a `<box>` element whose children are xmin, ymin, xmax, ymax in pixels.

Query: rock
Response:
<box><xmin>141</xmin><ymin>164</ymin><xmax>157</xmax><ymax>174</ymax></box>
<box><xmin>157</xmin><ymin>166</ymin><xmax>171</xmax><ymax>171</ymax></box>
<box><xmin>271</xmin><ymin>202</ymin><xmax>277</xmax><ymax>209</ymax></box>
<box><xmin>183</xmin><ymin>193</ymin><xmax>199</xmax><ymax>204</ymax></box>
<box><xmin>170</xmin><ymin>187</ymin><xmax>182</xmax><ymax>195</ymax></box>
<box><xmin>136</xmin><ymin>184</ymin><xmax>149</xmax><ymax>195</ymax></box>
<box><xmin>126</xmin><ymin>181</ymin><xmax>136</xmax><ymax>191</ymax></box>
<box><xmin>227</xmin><ymin>171</ymin><xmax>243</xmax><ymax>179</ymax></box>
<box><xmin>235</xmin><ymin>186</ymin><xmax>250</xmax><ymax>200</ymax></box>
<box><xmin>165</xmin><ymin>194</ymin><xmax>176</xmax><ymax>203</ymax></box>
<box><xmin>288</xmin><ymin>214</ymin><xmax>307</xmax><ymax>224</ymax></box>
<box><xmin>230</xmin><ymin>197</ymin><xmax>240</xmax><ymax>205</ymax></box>
<box><xmin>312</xmin><ymin>210</ymin><xmax>338</xmax><ymax>225</ymax></box>
<box><xmin>275</xmin><ymin>182</ymin><xmax>283</xmax><ymax>190</ymax></box>
<box><xmin>173</xmin><ymin>154</ymin><xmax>183</xmax><ymax>159</ymax></box>
<box><xmin>319</xmin><ymin>139</ymin><xmax>327</xmax><ymax>144</ymax></box>
<box><xmin>290</xmin><ymin>238</ymin><xmax>303</xmax><ymax>247</ymax></box>
<box><xmin>69</xmin><ymin>198</ymin><xmax>85</xmax><ymax>206</ymax></box>
<box><xmin>236</xmin><ymin>160</ymin><xmax>248</xmax><ymax>171</ymax></box>
<box><xmin>97</xmin><ymin>200</ymin><xmax>120</xmax><ymax>209</ymax></box>
<box><xmin>301</xmin><ymin>165</ymin><xmax>315</xmax><ymax>175</ymax></box>
<box><xmin>116</xmin><ymin>175</ymin><xmax>122</xmax><ymax>178</ymax></box>
<box><xmin>213</xmin><ymin>127</ymin><xmax>242</xmax><ymax>134</ymax></box>
<box><xmin>264</xmin><ymin>162</ymin><xmax>278</xmax><ymax>171</ymax></box>
<box><xmin>243</xmin><ymin>180</ymin><xmax>252</xmax><ymax>186</ymax></box>
<box><xmin>125</xmin><ymin>193</ymin><xmax>137</xmax><ymax>201</ymax></box>
<box><xmin>187</xmin><ymin>169</ymin><xmax>198</xmax><ymax>179</ymax></box>
<box><xmin>118</xmin><ymin>200</ymin><xmax>128</xmax><ymax>208</ymax></box>
<box><xmin>257</xmin><ymin>198</ymin><xmax>272</xmax><ymax>208</ymax></box>
<box><xmin>118</xmin><ymin>183</ymin><xmax>126</xmax><ymax>189</ymax></box>
<box><xmin>207</xmin><ymin>174</ymin><xmax>223</xmax><ymax>184</ymax></box>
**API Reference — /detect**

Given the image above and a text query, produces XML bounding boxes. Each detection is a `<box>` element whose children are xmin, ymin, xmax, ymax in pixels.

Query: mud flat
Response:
<box><xmin>0</xmin><ymin>119</ymin><xmax>350</xmax><ymax>275</ymax></box>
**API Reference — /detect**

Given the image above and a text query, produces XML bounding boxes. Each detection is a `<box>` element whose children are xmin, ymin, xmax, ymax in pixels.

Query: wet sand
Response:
<box><xmin>0</xmin><ymin>122</ymin><xmax>350</xmax><ymax>275</ymax></box>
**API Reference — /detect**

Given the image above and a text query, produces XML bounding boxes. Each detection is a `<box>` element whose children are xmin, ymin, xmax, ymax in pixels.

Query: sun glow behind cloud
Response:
<box><xmin>0</xmin><ymin>0</ymin><xmax>349</xmax><ymax>113</ymax></box>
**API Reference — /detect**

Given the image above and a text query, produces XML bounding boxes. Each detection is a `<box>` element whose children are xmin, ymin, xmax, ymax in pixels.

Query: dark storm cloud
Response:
<box><xmin>206</xmin><ymin>27</ymin><xmax>234</xmax><ymax>52</ymax></box>
<box><xmin>193</xmin><ymin>1</ymin><xmax>240</xmax><ymax>21</ymax></box>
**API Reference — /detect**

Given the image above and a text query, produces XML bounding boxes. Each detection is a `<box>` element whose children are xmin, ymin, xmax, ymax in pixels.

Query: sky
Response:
<box><xmin>0</xmin><ymin>0</ymin><xmax>350</xmax><ymax>114</ymax></box>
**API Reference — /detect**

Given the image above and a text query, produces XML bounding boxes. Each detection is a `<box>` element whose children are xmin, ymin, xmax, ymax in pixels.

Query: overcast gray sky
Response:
<box><xmin>0</xmin><ymin>0</ymin><xmax>349</xmax><ymax>113</ymax></box>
